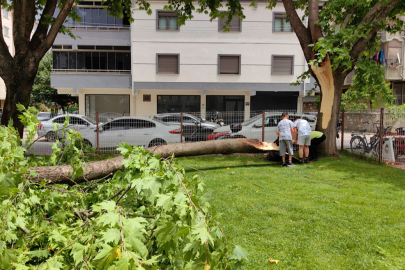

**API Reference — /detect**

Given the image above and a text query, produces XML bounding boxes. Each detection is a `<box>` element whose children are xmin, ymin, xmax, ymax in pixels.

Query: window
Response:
<box><xmin>69</xmin><ymin>117</ymin><xmax>88</xmax><ymax>125</ymax></box>
<box><xmin>157</xmin><ymin>95</ymin><xmax>201</xmax><ymax>113</ymax></box>
<box><xmin>3</xmin><ymin>9</ymin><xmax>8</xmax><ymax>18</ymax></box>
<box><xmin>272</xmin><ymin>55</ymin><xmax>294</xmax><ymax>75</ymax></box>
<box><xmin>157</xmin><ymin>54</ymin><xmax>179</xmax><ymax>74</ymax></box>
<box><xmin>52</xmin><ymin>45</ymin><xmax>72</xmax><ymax>49</ymax></box>
<box><xmin>3</xmin><ymin>26</ymin><xmax>9</xmax><ymax>36</ymax></box>
<box><xmin>157</xmin><ymin>11</ymin><xmax>178</xmax><ymax>30</ymax></box>
<box><xmin>387</xmin><ymin>40</ymin><xmax>402</xmax><ymax>66</ymax></box>
<box><xmin>53</xmin><ymin>51</ymin><xmax>131</xmax><ymax>71</ymax></box>
<box><xmin>393</xmin><ymin>82</ymin><xmax>405</xmax><ymax>105</ymax></box>
<box><xmin>85</xmin><ymin>95</ymin><xmax>130</xmax><ymax>115</ymax></box>
<box><xmin>218</xmin><ymin>55</ymin><xmax>241</xmax><ymax>75</ymax></box>
<box><xmin>206</xmin><ymin>95</ymin><xmax>245</xmax><ymax>111</ymax></box>
<box><xmin>53</xmin><ymin>117</ymin><xmax>66</xmax><ymax>124</ymax></box>
<box><xmin>218</xmin><ymin>15</ymin><xmax>241</xmax><ymax>32</ymax></box>
<box><xmin>273</xmin><ymin>13</ymin><xmax>293</xmax><ymax>32</ymax></box>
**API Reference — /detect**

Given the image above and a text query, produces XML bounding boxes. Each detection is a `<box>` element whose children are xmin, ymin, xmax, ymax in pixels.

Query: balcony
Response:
<box><xmin>385</xmin><ymin>65</ymin><xmax>404</xmax><ymax>80</ymax></box>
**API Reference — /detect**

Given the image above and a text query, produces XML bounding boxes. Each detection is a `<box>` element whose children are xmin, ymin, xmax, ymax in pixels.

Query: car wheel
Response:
<box><xmin>148</xmin><ymin>139</ymin><xmax>167</xmax><ymax>148</ymax></box>
<box><xmin>83</xmin><ymin>139</ymin><xmax>92</xmax><ymax>147</ymax></box>
<box><xmin>46</xmin><ymin>131</ymin><xmax>58</xmax><ymax>142</ymax></box>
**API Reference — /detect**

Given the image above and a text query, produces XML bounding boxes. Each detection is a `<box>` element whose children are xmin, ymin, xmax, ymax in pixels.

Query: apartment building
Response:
<box><xmin>51</xmin><ymin>0</ymin><xmax>313</xmax><ymax>119</ymax></box>
<box><xmin>0</xmin><ymin>8</ymin><xmax>13</xmax><ymax>111</ymax></box>
<box><xmin>343</xmin><ymin>25</ymin><xmax>405</xmax><ymax>106</ymax></box>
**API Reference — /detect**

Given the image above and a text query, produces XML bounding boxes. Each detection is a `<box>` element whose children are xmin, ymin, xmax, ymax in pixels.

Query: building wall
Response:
<box><xmin>131</xmin><ymin>2</ymin><xmax>307</xmax><ymax>84</ymax></box>
<box><xmin>0</xmin><ymin>8</ymin><xmax>14</xmax><ymax>109</ymax></box>
<box><xmin>129</xmin><ymin>1</ymin><xmax>308</xmax><ymax>117</ymax></box>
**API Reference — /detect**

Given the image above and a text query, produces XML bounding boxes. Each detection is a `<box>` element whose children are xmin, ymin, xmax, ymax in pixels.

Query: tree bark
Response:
<box><xmin>1</xmin><ymin>65</ymin><xmax>38</xmax><ymax>137</ymax></box>
<box><xmin>28</xmin><ymin>139</ymin><xmax>278</xmax><ymax>184</ymax></box>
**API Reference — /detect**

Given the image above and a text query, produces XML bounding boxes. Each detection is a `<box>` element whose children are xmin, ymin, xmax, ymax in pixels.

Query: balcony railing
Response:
<box><xmin>52</xmin><ymin>69</ymin><xmax>131</xmax><ymax>74</ymax></box>
<box><xmin>384</xmin><ymin>65</ymin><xmax>403</xmax><ymax>80</ymax></box>
<box><xmin>66</xmin><ymin>25</ymin><xmax>130</xmax><ymax>31</ymax></box>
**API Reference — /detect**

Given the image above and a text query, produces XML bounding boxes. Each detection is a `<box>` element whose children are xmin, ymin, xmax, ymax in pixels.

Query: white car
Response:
<box><xmin>37</xmin><ymin>112</ymin><xmax>52</xmax><ymax>122</ymax></box>
<box><xmin>211</xmin><ymin>113</ymin><xmax>317</xmax><ymax>143</ymax></box>
<box><xmin>79</xmin><ymin>116</ymin><xmax>184</xmax><ymax>149</ymax></box>
<box><xmin>38</xmin><ymin>114</ymin><xmax>101</xmax><ymax>141</ymax></box>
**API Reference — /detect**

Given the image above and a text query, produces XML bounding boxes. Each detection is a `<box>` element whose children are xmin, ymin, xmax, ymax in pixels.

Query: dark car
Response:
<box><xmin>153</xmin><ymin>113</ymin><xmax>220</xmax><ymax>141</ymax></box>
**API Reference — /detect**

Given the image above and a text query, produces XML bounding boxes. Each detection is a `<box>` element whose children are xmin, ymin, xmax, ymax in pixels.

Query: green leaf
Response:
<box><xmin>230</xmin><ymin>245</ymin><xmax>249</xmax><ymax>261</ymax></box>
<box><xmin>102</xmin><ymin>228</ymin><xmax>121</xmax><ymax>245</ymax></box>
<box><xmin>98</xmin><ymin>212</ymin><xmax>120</xmax><ymax>227</ymax></box>
<box><xmin>71</xmin><ymin>243</ymin><xmax>86</xmax><ymax>264</ymax></box>
<box><xmin>94</xmin><ymin>244</ymin><xmax>113</xmax><ymax>261</ymax></box>
<box><xmin>30</xmin><ymin>249</ymin><xmax>50</xmax><ymax>259</ymax></box>
<box><xmin>155</xmin><ymin>192</ymin><xmax>174</xmax><ymax>212</ymax></box>
<box><xmin>112</xmin><ymin>256</ymin><xmax>130</xmax><ymax>270</ymax></box>
<box><xmin>191</xmin><ymin>222</ymin><xmax>214</xmax><ymax>246</ymax></box>
<box><xmin>93</xmin><ymin>201</ymin><xmax>116</xmax><ymax>213</ymax></box>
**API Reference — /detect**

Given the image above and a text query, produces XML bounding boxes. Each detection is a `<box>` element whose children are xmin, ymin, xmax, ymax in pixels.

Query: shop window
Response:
<box><xmin>85</xmin><ymin>95</ymin><xmax>130</xmax><ymax>115</ymax></box>
<box><xmin>206</xmin><ymin>95</ymin><xmax>245</xmax><ymax>111</ymax></box>
<box><xmin>157</xmin><ymin>95</ymin><xmax>200</xmax><ymax>113</ymax></box>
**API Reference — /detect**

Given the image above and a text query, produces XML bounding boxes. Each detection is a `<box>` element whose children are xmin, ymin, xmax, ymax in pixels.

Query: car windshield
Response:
<box><xmin>37</xmin><ymin>113</ymin><xmax>50</xmax><ymax>117</ymax></box>
<box><xmin>82</xmin><ymin>116</ymin><xmax>97</xmax><ymax>125</ymax></box>
<box><xmin>241</xmin><ymin>114</ymin><xmax>262</xmax><ymax>126</ymax></box>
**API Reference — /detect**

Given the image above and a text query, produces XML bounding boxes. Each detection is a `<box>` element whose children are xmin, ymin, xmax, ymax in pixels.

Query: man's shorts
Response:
<box><xmin>298</xmin><ymin>135</ymin><xmax>311</xmax><ymax>146</ymax></box>
<box><xmin>279</xmin><ymin>140</ymin><xmax>293</xmax><ymax>156</ymax></box>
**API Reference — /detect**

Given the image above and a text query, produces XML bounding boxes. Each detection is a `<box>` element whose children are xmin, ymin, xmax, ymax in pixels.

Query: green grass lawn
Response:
<box><xmin>177</xmin><ymin>153</ymin><xmax>405</xmax><ymax>269</ymax></box>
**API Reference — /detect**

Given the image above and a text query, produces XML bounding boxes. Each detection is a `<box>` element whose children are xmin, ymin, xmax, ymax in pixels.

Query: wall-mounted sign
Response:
<box><xmin>202</xmin><ymin>104</ymin><xmax>205</xmax><ymax>109</ymax></box>
<box><xmin>143</xmin><ymin>94</ymin><xmax>151</xmax><ymax>102</ymax></box>
<box><xmin>245</xmin><ymin>102</ymin><xmax>250</xmax><ymax>106</ymax></box>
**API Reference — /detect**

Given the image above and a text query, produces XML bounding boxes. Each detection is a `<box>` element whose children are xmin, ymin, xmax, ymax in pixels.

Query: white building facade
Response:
<box><xmin>51</xmin><ymin>0</ymin><xmax>313</xmax><ymax>119</ymax></box>
<box><xmin>0</xmin><ymin>8</ymin><xmax>14</xmax><ymax>110</ymax></box>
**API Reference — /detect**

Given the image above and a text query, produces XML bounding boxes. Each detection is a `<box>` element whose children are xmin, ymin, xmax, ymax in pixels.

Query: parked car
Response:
<box><xmin>38</xmin><ymin>114</ymin><xmax>101</xmax><ymax>141</ymax></box>
<box><xmin>79</xmin><ymin>116</ymin><xmax>184</xmax><ymax>149</ymax></box>
<box><xmin>37</xmin><ymin>112</ymin><xmax>52</xmax><ymax>122</ymax></box>
<box><xmin>153</xmin><ymin>113</ymin><xmax>220</xmax><ymax>141</ymax></box>
<box><xmin>209</xmin><ymin>112</ymin><xmax>317</xmax><ymax>143</ymax></box>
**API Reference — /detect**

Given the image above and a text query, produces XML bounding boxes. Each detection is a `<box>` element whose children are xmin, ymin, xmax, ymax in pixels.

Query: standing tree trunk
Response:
<box><xmin>1</xmin><ymin>61</ymin><xmax>39</xmax><ymax>137</ymax></box>
<box><xmin>311</xmin><ymin>55</ymin><xmax>346</xmax><ymax>156</ymax></box>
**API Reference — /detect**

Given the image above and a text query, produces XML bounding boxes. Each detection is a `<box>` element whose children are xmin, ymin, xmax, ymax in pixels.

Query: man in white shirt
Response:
<box><xmin>276</xmin><ymin>112</ymin><xmax>296</xmax><ymax>167</ymax></box>
<box><xmin>293</xmin><ymin>116</ymin><xmax>312</xmax><ymax>164</ymax></box>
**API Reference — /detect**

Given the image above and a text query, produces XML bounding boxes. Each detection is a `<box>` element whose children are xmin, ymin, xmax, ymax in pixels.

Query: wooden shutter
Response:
<box><xmin>273</xmin><ymin>56</ymin><xmax>293</xmax><ymax>75</ymax></box>
<box><xmin>158</xmin><ymin>55</ymin><xmax>179</xmax><ymax>74</ymax></box>
<box><xmin>220</xmin><ymin>56</ymin><xmax>240</xmax><ymax>74</ymax></box>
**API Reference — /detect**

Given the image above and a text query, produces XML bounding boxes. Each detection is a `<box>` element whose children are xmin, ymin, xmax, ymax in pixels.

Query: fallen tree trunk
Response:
<box><xmin>28</xmin><ymin>139</ymin><xmax>278</xmax><ymax>185</ymax></box>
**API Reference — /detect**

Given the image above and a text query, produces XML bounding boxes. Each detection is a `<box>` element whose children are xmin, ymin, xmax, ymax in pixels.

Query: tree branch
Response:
<box><xmin>349</xmin><ymin>0</ymin><xmax>402</xmax><ymax>60</ymax></box>
<box><xmin>281</xmin><ymin>0</ymin><xmax>313</xmax><ymax>62</ymax></box>
<box><xmin>308</xmin><ymin>0</ymin><xmax>323</xmax><ymax>44</ymax></box>
<box><xmin>30</xmin><ymin>0</ymin><xmax>58</xmax><ymax>51</ymax></box>
<box><xmin>36</xmin><ymin>0</ymin><xmax>75</xmax><ymax>57</ymax></box>
<box><xmin>341</xmin><ymin>6</ymin><xmax>355</xmax><ymax>29</ymax></box>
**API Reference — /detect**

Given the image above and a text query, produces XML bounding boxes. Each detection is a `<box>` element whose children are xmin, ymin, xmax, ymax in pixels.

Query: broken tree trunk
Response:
<box><xmin>28</xmin><ymin>139</ymin><xmax>278</xmax><ymax>185</ymax></box>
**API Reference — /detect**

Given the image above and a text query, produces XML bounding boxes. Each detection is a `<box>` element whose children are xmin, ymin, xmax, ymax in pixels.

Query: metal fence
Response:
<box><xmin>341</xmin><ymin>109</ymin><xmax>405</xmax><ymax>164</ymax></box>
<box><xmin>27</xmin><ymin>109</ymin><xmax>320</xmax><ymax>155</ymax></box>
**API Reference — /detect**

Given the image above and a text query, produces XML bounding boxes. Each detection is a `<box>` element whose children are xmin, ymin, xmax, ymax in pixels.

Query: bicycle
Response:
<box><xmin>350</xmin><ymin>121</ymin><xmax>392</xmax><ymax>157</ymax></box>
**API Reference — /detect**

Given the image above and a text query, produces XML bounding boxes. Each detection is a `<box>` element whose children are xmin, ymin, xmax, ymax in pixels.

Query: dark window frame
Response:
<box><xmin>271</xmin><ymin>55</ymin><xmax>294</xmax><ymax>75</ymax></box>
<box><xmin>156</xmin><ymin>53</ymin><xmax>180</xmax><ymax>75</ymax></box>
<box><xmin>218</xmin><ymin>12</ymin><xmax>242</xmax><ymax>32</ymax></box>
<box><xmin>218</xmin><ymin>54</ymin><xmax>241</xmax><ymax>75</ymax></box>
<box><xmin>156</xmin><ymin>10</ymin><xmax>179</xmax><ymax>31</ymax></box>
<box><xmin>85</xmin><ymin>94</ymin><xmax>131</xmax><ymax>116</ymax></box>
<box><xmin>157</xmin><ymin>95</ymin><xmax>201</xmax><ymax>114</ymax></box>
<box><xmin>272</xmin><ymin>12</ymin><xmax>294</xmax><ymax>33</ymax></box>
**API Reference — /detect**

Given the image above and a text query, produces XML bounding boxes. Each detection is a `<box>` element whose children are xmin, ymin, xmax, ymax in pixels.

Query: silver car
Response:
<box><xmin>37</xmin><ymin>112</ymin><xmax>52</xmax><ymax>122</ymax></box>
<box><xmin>37</xmin><ymin>114</ymin><xmax>101</xmax><ymax>141</ymax></box>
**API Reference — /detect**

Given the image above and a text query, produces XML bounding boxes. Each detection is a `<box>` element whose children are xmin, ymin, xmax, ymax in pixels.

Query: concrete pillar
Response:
<box><xmin>78</xmin><ymin>92</ymin><xmax>85</xmax><ymax>115</ymax></box>
<box><xmin>297</xmin><ymin>91</ymin><xmax>304</xmax><ymax>113</ymax></box>
<box><xmin>244</xmin><ymin>93</ymin><xmax>251</xmax><ymax>121</ymax></box>
<box><xmin>130</xmin><ymin>94</ymin><xmax>136</xmax><ymax>116</ymax></box>
<box><xmin>201</xmin><ymin>93</ymin><xmax>206</xmax><ymax>120</ymax></box>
